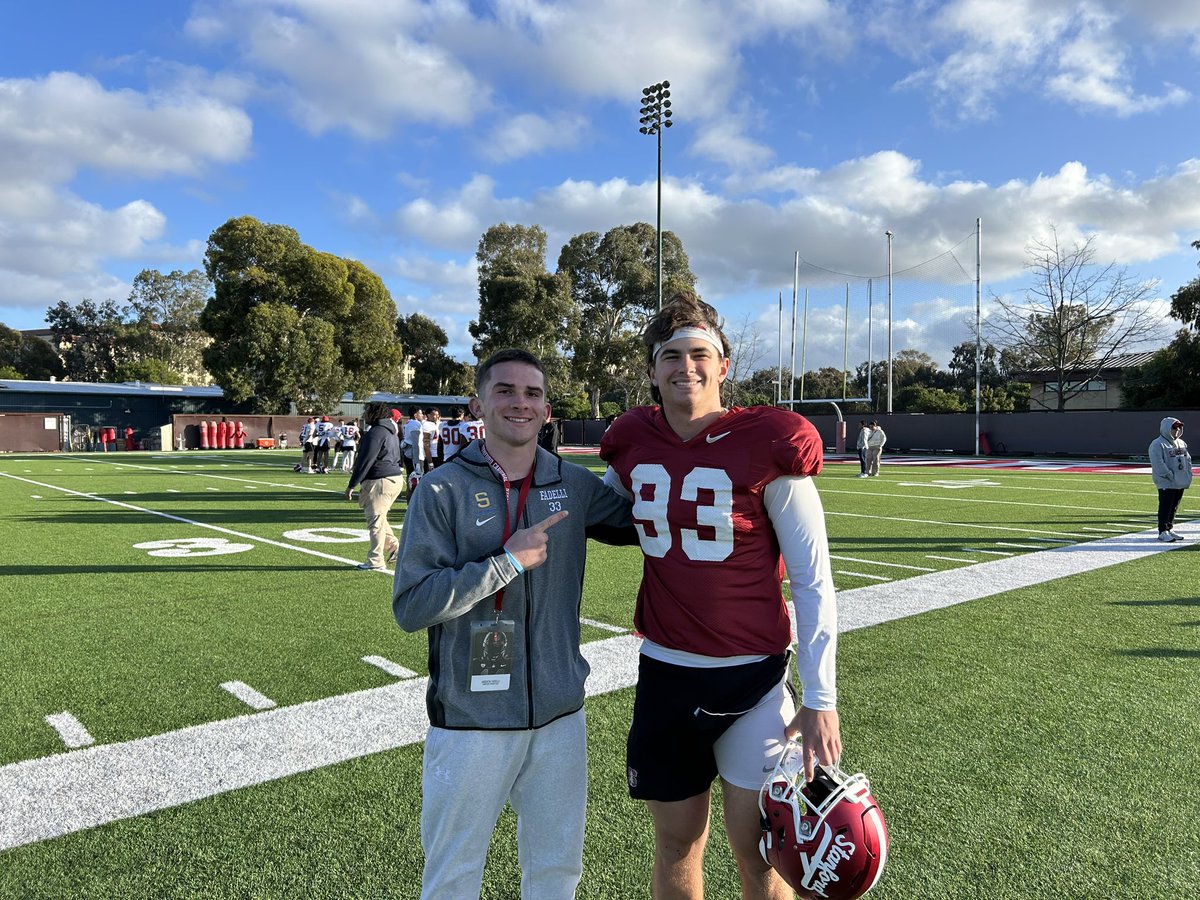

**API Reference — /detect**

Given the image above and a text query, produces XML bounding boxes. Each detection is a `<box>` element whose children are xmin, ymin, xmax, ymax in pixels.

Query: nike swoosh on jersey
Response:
<box><xmin>476</xmin><ymin>515</ymin><xmax>497</xmax><ymax>526</ymax></box>
<box><xmin>706</xmin><ymin>431</ymin><xmax>732</xmax><ymax>443</ymax></box>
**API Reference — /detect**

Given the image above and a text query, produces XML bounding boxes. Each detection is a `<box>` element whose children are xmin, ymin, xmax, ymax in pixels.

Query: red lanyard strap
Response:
<box><xmin>481</xmin><ymin>443</ymin><xmax>533</xmax><ymax>614</ymax></box>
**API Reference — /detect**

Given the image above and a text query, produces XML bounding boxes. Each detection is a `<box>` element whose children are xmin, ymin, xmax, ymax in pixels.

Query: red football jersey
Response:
<box><xmin>600</xmin><ymin>405</ymin><xmax>823</xmax><ymax>657</ymax></box>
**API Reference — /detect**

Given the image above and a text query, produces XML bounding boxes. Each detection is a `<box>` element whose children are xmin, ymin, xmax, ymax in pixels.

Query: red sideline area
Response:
<box><xmin>559</xmin><ymin>445</ymin><xmax>1170</xmax><ymax>475</ymax></box>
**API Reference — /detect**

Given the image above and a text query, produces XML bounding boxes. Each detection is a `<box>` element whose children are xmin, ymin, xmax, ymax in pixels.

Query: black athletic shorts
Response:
<box><xmin>626</xmin><ymin>651</ymin><xmax>790</xmax><ymax>802</ymax></box>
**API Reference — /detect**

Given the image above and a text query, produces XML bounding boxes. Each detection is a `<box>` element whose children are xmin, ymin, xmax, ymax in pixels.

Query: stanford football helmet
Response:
<box><xmin>759</xmin><ymin>742</ymin><xmax>888</xmax><ymax>900</ymax></box>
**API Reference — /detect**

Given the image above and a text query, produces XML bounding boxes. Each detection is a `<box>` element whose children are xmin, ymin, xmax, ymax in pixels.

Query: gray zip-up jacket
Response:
<box><xmin>393</xmin><ymin>440</ymin><xmax>632</xmax><ymax>730</ymax></box>
<box><xmin>1149</xmin><ymin>417</ymin><xmax>1193</xmax><ymax>490</ymax></box>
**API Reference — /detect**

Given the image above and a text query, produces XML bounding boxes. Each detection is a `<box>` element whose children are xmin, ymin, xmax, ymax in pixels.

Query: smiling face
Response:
<box><xmin>470</xmin><ymin>361</ymin><xmax>549</xmax><ymax>452</ymax></box>
<box><xmin>651</xmin><ymin>337</ymin><xmax>729</xmax><ymax>418</ymax></box>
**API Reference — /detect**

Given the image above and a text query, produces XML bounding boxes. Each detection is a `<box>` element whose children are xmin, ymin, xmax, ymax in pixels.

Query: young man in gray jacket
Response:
<box><xmin>393</xmin><ymin>348</ymin><xmax>632</xmax><ymax>899</ymax></box>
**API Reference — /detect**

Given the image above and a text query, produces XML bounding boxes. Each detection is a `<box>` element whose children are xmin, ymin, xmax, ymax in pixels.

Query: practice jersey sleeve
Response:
<box><xmin>764</xmin><ymin>475</ymin><xmax>837</xmax><ymax>710</ymax></box>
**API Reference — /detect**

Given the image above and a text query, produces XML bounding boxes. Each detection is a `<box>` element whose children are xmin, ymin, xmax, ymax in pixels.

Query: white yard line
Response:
<box><xmin>825</xmin><ymin>509</ymin><xmax>1089</xmax><ymax>539</ymax></box>
<box><xmin>0</xmin><ymin>472</ymin><xmax>371</xmax><ymax>569</ymax></box>
<box><xmin>221</xmin><ymin>682</ymin><xmax>277</xmax><ymax>711</ymax></box>
<box><xmin>830</xmin><ymin>555</ymin><xmax>935</xmax><ymax>572</ymax></box>
<box><xmin>361</xmin><ymin>656</ymin><xmax>419</xmax><ymax>679</ymax></box>
<box><xmin>836</xmin><ymin>571</ymin><xmax>892</xmax><ymax>582</ymax></box>
<box><xmin>821</xmin><ymin>487</ymin><xmax>1153</xmax><ymax>518</ymax></box>
<box><xmin>59</xmin><ymin>454</ymin><xmax>342</xmax><ymax>495</ymax></box>
<box><xmin>44</xmin><ymin>713</ymin><xmax>94</xmax><ymax>750</ymax></box>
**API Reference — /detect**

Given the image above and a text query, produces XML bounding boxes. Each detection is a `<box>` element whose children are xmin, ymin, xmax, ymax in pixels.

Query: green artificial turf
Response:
<box><xmin>0</xmin><ymin>450</ymin><xmax>1196</xmax><ymax>899</ymax></box>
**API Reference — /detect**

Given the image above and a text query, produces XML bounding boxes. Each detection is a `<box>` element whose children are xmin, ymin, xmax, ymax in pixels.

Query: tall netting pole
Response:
<box><xmin>776</xmin><ymin>291</ymin><xmax>783</xmax><ymax>406</ymax></box>
<box><xmin>975</xmin><ymin>217</ymin><xmax>983</xmax><ymax>455</ymax></box>
<box><xmin>789</xmin><ymin>252</ymin><xmax>799</xmax><ymax>406</ymax></box>
<box><xmin>885</xmin><ymin>230</ymin><xmax>894</xmax><ymax>413</ymax></box>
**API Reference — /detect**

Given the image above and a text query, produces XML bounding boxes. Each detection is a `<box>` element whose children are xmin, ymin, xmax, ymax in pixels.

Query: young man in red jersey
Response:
<box><xmin>600</xmin><ymin>291</ymin><xmax>841</xmax><ymax>899</ymax></box>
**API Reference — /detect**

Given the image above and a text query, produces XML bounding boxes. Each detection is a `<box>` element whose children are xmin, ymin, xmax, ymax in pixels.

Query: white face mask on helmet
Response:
<box><xmin>759</xmin><ymin>741</ymin><xmax>889</xmax><ymax>899</ymax></box>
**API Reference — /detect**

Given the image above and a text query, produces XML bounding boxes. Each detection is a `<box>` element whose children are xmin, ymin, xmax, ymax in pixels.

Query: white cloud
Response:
<box><xmin>390</xmin><ymin>153</ymin><xmax>1200</xmax><ymax>313</ymax></box>
<box><xmin>480</xmin><ymin>112</ymin><xmax>589</xmax><ymax>163</ymax></box>
<box><xmin>0</xmin><ymin>72</ymin><xmax>252</xmax><ymax>180</ymax></box>
<box><xmin>894</xmin><ymin>0</ymin><xmax>1191</xmax><ymax>121</ymax></box>
<box><xmin>187</xmin><ymin>0</ymin><xmax>486</xmax><ymax>138</ymax></box>
<box><xmin>1045</xmin><ymin>5</ymin><xmax>1190</xmax><ymax>115</ymax></box>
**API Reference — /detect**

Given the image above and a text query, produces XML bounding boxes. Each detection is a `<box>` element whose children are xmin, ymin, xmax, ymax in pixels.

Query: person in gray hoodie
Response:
<box><xmin>1149</xmin><ymin>416</ymin><xmax>1193</xmax><ymax>542</ymax></box>
<box><xmin>393</xmin><ymin>348</ymin><xmax>632</xmax><ymax>900</ymax></box>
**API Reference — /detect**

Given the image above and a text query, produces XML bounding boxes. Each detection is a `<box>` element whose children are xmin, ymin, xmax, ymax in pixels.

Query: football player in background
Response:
<box><xmin>439</xmin><ymin>407</ymin><xmax>465</xmax><ymax>463</ymax></box>
<box><xmin>423</xmin><ymin>408</ymin><xmax>442</xmax><ymax>469</ymax></box>
<box><xmin>600</xmin><ymin>290</ymin><xmax>841</xmax><ymax>900</ymax></box>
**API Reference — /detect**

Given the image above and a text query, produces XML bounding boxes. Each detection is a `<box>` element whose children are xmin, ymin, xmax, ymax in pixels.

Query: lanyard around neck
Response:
<box><xmin>480</xmin><ymin>442</ymin><xmax>534</xmax><ymax>614</ymax></box>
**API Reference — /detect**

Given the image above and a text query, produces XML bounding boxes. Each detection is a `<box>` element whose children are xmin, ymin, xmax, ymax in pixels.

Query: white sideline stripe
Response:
<box><xmin>994</xmin><ymin>542</ymin><xmax>1048</xmax><ymax>549</ymax></box>
<box><xmin>837</xmin><ymin>524</ymin><xmax>1197</xmax><ymax>631</ymax></box>
<box><xmin>925</xmin><ymin>555</ymin><xmax>976</xmax><ymax>563</ymax></box>
<box><xmin>580</xmin><ymin>617</ymin><xmax>628</xmax><ymax>633</ymax></box>
<box><xmin>361</xmin><ymin>656</ymin><xmax>418</xmax><ymax>679</ymax></box>
<box><xmin>831</xmin><ymin>555</ymin><xmax>935</xmax><ymax>572</ymax></box>
<box><xmin>0</xmin><ymin>473</ymin><xmax>365</xmax><ymax>568</ymax></box>
<box><xmin>44</xmin><ymin>713</ymin><xmax>94</xmax><ymax>750</ymax></box>
<box><xmin>1082</xmin><ymin>526</ymin><xmax>1126</xmax><ymax>533</ymax></box>
<box><xmin>0</xmin><ymin>634</ymin><xmax>640</xmax><ymax>851</ymax></box>
<box><xmin>1</xmin><ymin>527</ymin><xmax>1193</xmax><ymax>852</ymax></box>
<box><xmin>965</xmin><ymin>548</ymin><xmax>1014</xmax><ymax>556</ymax></box>
<box><xmin>221</xmin><ymin>681</ymin><xmax>276</xmax><ymax>711</ymax></box>
<box><xmin>836</xmin><ymin>571</ymin><xmax>892</xmax><ymax>582</ymax></box>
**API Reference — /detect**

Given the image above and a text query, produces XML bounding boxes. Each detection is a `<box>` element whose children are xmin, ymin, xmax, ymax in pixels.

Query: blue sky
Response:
<box><xmin>2</xmin><ymin>0</ymin><xmax>1199</xmax><ymax>372</ymax></box>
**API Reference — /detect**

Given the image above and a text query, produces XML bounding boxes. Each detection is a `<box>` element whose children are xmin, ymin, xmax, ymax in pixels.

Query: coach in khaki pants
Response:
<box><xmin>345</xmin><ymin>401</ymin><xmax>405</xmax><ymax>570</ymax></box>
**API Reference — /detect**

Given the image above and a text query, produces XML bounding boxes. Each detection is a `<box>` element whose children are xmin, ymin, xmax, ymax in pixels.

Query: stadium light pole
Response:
<box><xmin>639</xmin><ymin>81</ymin><xmax>673</xmax><ymax>310</ymax></box>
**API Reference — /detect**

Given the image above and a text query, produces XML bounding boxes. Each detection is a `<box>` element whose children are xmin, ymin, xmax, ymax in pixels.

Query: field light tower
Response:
<box><xmin>639</xmin><ymin>81</ymin><xmax>673</xmax><ymax>310</ymax></box>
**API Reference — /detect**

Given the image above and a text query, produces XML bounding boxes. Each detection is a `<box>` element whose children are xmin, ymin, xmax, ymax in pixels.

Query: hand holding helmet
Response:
<box><xmin>759</xmin><ymin>740</ymin><xmax>888</xmax><ymax>899</ymax></box>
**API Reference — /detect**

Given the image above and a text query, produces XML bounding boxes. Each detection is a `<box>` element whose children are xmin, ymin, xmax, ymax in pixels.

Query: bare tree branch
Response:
<box><xmin>984</xmin><ymin>227</ymin><xmax>1161</xmax><ymax>410</ymax></box>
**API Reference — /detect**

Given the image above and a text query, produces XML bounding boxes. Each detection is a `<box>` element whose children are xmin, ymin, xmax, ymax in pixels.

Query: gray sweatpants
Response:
<box><xmin>419</xmin><ymin>709</ymin><xmax>587</xmax><ymax>899</ymax></box>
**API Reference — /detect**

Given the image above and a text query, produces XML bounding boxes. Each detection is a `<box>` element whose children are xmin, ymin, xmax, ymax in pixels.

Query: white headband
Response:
<box><xmin>652</xmin><ymin>326</ymin><xmax>725</xmax><ymax>362</ymax></box>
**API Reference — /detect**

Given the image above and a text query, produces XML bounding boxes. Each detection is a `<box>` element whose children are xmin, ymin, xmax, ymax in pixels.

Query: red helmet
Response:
<box><xmin>759</xmin><ymin>742</ymin><xmax>888</xmax><ymax>900</ymax></box>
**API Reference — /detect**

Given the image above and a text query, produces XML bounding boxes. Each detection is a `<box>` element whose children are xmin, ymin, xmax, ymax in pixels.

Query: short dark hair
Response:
<box><xmin>475</xmin><ymin>348</ymin><xmax>546</xmax><ymax>394</ymax></box>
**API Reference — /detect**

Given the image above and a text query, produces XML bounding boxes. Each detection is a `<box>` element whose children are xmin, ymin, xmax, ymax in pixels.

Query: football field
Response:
<box><xmin>1</xmin><ymin>449</ymin><xmax>1198</xmax><ymax>899</ymax></box>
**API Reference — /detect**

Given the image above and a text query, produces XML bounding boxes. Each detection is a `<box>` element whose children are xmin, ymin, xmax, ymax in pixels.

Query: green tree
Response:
<box><xmin>737</xmin><ymin>368</ymin><xmax>781</xmax><ymax>407</ymax></box>
<box><xmin>799</xmin><ymin>366</ymin><xmax>855</xmax><ymax>401</ymax></box>
<box><xmin>46</xmin><ymin>298</ymin><xmax>124</xmax><ymax>382</ymax></box>
<box><xmin>0</xmin><ymin>324</ymin><xmax>65</xmax><ymax>380</ymax></box>
<box><xmin>896</xmin><ymin>384</ymin><xmax>968</xmax><ymax>412</ymax></box>
<box><xmin>558</xmin><ymin>223</ymin><xmax>695</xmax><ymax>416</ymax></box>
<box><xmin>1120</xmin><ymin>331</ymin><xmax>1200</xmax><ymax>408</ymax></box>
<box><xmin>471</xmin><ymin>223</ymin><xmax>578</xmax><ymax>401</ymax></box>
<box><xmin>1118</xmin><ymin>240</ymin><xmax>1200</xmax><ymax>409</ymax></box>
<box><xmin>985</xmin><ymin>229</ymin><xmax>1159</xmax><ymax>411</ymax></box>
<box><xmin>1167</xmin><ymin>239</ymin><xmax>1200</xmax><ymax>329</ymax></box>
<box><xmin>200</xmin><ymin>216</ymin><xmax>402</xmax><ymax>413</ymax></box>
<box><xmin>114</xmin><ymin>358</ymin><xmax>182</xmax><ymax>384</ymax></box>
<box><xmin>395</xmin><ymin>313</ymin><xmax>470</xmax><ymax>394</ymax></box>
<box><xmin>122</xmin><ymin>268</ymin><xmax>212</xmax><ymax>383</ymax></box>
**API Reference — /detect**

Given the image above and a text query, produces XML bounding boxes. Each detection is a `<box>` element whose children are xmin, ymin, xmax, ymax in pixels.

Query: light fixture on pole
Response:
<box><xmin>639</xmin><ymin>80</ymin><xmax>673</xmax><ymax>310</ymax></box>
